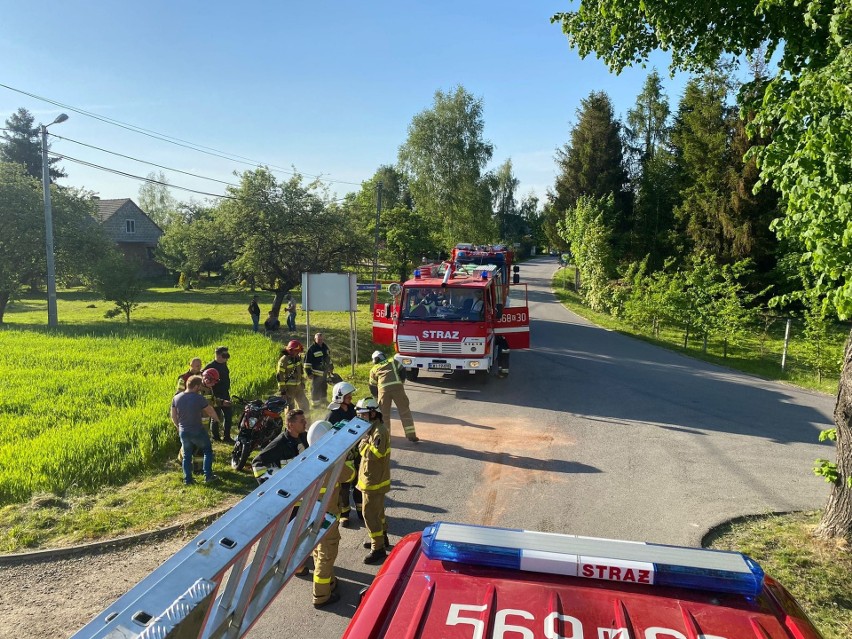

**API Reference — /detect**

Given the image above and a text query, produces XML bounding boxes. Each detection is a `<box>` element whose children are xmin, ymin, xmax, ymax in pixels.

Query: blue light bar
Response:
<box><xmin>414</xmin><ymin>269</ymin><xmax>421</xmax><ymax>279</ymax></box>
<box><xmin>421</xmin><ymin>522</ymin><xmax>764</xmax><ymax>597</ymax></box>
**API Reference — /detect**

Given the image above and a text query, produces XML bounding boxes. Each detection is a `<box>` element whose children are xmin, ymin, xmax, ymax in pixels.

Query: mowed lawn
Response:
<box><xmin>0</xmin><ymin>284</ymin><xmax>383</xmax><ymax>548</ymax></box>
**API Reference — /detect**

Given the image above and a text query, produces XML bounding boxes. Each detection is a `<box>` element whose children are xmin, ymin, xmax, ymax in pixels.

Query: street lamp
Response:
<box><xmin>41</xmin><ymin>113</ymin><xmax>68</xmax><ymax>327</ymax></box>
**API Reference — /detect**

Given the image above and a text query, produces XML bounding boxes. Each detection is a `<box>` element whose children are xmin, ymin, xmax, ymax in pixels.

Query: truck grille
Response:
<box><xmin>398</xmin><ymin>338</ymin><xmax>463</xmax><ymax>354</ymax></box>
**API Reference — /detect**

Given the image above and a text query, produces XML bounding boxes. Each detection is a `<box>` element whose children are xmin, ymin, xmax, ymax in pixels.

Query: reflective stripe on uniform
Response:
<box><xmin>313</xmin><ymin>574</ymin><xmax>332</xmax><ymax>584</ymax></box>
<box><xmin>357</xmin><ymin>478</ymin><xmax>391</xmax><ymax>492</ymax></box>
<box><xmin>364</xmin><ymin>443</ymin><xmax>390</xmax><ymax>458</ymax></box>
<box><xmin>369</xmin><ymin>530</ymin><xmax>384</xmax><ymax>539</ymax></box>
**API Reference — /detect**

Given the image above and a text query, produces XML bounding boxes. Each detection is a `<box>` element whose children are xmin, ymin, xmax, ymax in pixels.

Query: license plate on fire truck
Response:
<box><xmin>428</xmin><ymin>362</ymin><xmax>452</xmax><ymax>370</ymax></box>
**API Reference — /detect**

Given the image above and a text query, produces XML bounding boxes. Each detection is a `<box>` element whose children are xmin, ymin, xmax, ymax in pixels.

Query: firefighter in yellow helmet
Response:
<box><xmin>355</xmin><ymin>397</ymin><xmax>391</xmax><ymax>564</ymax></box>
<box><xmin>277</xmin><ymin>340</ymin><xmax>310</xmax><ymax>413</ymax></box>
<box><xmin>369</xmin><ymin>351</ymin><xmax>419</xmax><ymax>442</ymax></box>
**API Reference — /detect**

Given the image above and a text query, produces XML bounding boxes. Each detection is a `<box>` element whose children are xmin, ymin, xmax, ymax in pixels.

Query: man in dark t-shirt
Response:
<box><xmin>251</xmin><ymin>409</ymin><xmax>309</xmax><ymax>484</ymax></box>
<box><xmin>204</xmin><ymin>346</ymin><xmax>233</xmax><ymax>443</ymax></box>
<box><xmin>171</xmin><ymin>376</ymin><xmax>220</xmax><ymax>485</ymax></box>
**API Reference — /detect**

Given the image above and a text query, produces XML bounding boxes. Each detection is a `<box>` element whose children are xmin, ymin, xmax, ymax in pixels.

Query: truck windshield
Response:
<box><xmin>401</xmin><ymin>287</ymin><xmax>485</xmax><ymax>321</ymax></box>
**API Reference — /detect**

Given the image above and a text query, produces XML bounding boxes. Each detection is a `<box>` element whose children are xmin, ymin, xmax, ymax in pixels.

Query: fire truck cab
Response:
<box><xmin>343</xmin><ymin>522</ymin><xmax>825</xmax><ymax>639</ymax></box>
<box><xmin>373</xmin><ymin>244</ymin><xmax>530</xmax><ymax>382</ymax></box>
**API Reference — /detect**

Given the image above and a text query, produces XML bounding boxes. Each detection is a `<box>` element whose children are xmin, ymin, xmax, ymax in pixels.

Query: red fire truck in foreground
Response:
<box><xmin>373</xmin><ymin>244</ymin><xmax>530</xmax><ymax>381</ymax></box>
<box><xmin>344</xmin><ymin>522</ymin><xmax>824</xmax><ymax>639</ymax></box>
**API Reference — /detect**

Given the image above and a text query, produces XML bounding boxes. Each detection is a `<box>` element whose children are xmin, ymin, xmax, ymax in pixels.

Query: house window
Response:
<box><xmin>125</xmin><ymin>219</ymin><xmax>135</xmax><ymax>233</ymax></box>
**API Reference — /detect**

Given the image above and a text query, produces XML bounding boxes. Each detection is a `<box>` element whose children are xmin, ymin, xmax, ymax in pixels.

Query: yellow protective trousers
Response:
<box><xmin>362</xmin><ymin>491</ymin><xmax>387</xmax><ymax>551</ymax></box>
<box><xmin>378</xmin><ymin>385</ymin><xmax>416</xmax><ymax>439</ymax></box>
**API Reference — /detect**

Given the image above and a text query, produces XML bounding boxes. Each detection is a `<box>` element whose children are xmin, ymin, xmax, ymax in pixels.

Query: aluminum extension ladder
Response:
<box><xmin>71</xmin><ymin>417</ymin><xmax>371</xmax><ymax>639</ymax></box>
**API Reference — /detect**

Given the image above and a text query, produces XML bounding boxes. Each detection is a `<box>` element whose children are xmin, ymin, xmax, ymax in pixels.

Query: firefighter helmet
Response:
<box><xmin>286</xmin><ymin>339</ymin><xmax>303</xmax><ymax>353</ymax></box>
<box><xmin>307</xmin><ymin>420</ymin><xmax>333</xmax><ymax>446</ymax></box>
<box><xmin>355</xmin><ymin>397</ymin><xmax>379</xmax><ymax>413</ymax></box>
<box><xmin>332</xmin><ymin>381</ymin><xmax>356</xmax><ymax>403</ymax></box>
<box><xmin>371</xmin><ymin>350</ymin><xmax>387</xmax><ymax>363</ymax></box>
<box><xmin>201</xmin><ymin>368</ymin><xmax>219</xmax><ymax>383</ymax></box>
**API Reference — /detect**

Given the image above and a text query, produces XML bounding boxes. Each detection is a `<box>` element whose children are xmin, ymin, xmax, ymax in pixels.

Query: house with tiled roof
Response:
<box><xmin>94</xmin><ymin>198</ymin><xmax>167</xmax><ymax>275</ymax></box>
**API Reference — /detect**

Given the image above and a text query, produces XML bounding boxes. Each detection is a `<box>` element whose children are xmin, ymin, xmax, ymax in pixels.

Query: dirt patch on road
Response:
<box><xmin>416</xmin><ymin>414</ymin><xmax>570</xmax><ymax>527</ymax></box>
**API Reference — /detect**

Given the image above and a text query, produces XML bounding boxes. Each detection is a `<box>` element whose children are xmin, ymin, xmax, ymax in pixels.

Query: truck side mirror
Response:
<box><xmin>513</xmin><ymin>265</ymin><xmax>520</xmax><ymax>273</ymax></box>
<box><xmin>513</xmin><ymin>274</ymin><xmax>520</xmax><ymax>284</ymax></box>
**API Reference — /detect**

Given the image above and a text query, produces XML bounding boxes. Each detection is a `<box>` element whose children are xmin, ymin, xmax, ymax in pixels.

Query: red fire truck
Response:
<box><xmin>372</xmin><ymin>244</ymin><xmax>530</xmax><ymax>381</ymax></box>
<box><xmin>343</xmin><ymin>522</ymin><xmax>825</xmax><ymax>639</ymax></box>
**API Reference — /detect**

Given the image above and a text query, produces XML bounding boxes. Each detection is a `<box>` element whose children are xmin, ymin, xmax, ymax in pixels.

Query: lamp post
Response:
<box><xmin>41</xmin><ymin>113</ymin><xmax>68</xmax><ymax>327</ymax></box>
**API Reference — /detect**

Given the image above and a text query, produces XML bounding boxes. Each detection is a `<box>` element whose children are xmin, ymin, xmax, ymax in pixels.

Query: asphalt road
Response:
<box><xmin>247</xmin><ymin>255</ymin><xmax>835</xmax><ymax>639</ymax></box>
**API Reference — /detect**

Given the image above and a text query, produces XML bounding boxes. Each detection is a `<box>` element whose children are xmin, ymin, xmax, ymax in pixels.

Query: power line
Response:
<box><xmin>48</xmin><ymin>132</ymin><xmax>241</xmax><ymax>189</ymax></box>
<box><xmin>4</xmin><ymin>126</ymin><xmax>354</xmax><ymax>200</ymax></box>
<box><xmin>0</xmin><ymin>82</ymin><xmax>364</xmax><ymax>187</ymax></box>
<box><xmin>49</xmin><ymin>152</ymin><xmax>236</xmax><ymax>200</ymax></box>
<box><xmin>48</xmin><ymin>151</ymin><xmax>352</xmax><ymax>205</ymax></box>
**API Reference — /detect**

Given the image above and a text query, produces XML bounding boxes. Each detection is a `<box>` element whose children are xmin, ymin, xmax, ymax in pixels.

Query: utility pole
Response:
<box><xmin>372</xmin><ymin>182</ymin><xmax>383</xmax><ymax>307</ymax></box>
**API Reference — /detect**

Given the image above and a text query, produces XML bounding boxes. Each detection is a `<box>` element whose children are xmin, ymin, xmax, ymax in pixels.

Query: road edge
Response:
<box><xmin>0</xmin><ymin>507</ymin><xmax>231</xmax><ymax>566</ymax></box>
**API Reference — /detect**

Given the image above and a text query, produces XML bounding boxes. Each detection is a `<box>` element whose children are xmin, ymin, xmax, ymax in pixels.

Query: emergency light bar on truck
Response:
<box><xmin>422</xmin><ymin>522</ymin><xmax>764</xmax><ymax>596</ymax></box>
<box><xmin>344</xmin><ymin>523</ymin><xmax>825</xmax><ymax>639</ymax></box>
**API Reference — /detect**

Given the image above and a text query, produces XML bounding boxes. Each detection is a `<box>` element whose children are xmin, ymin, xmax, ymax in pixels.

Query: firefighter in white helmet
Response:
<box><xmin>305</xmin><ymin>419</ymin><xmax>354</xmax><ymax>608</ymax></box>
<box><xmin>369</xmin><ymin>350</ymin><xmax>419</xmax><ymax>442</ymax></box>
<box><xmin>326</xmin><ymin>380</ymin><xmax>361</xmax><ymax>525</ymax></box>
<box><xmin>355</xmin><ymin>397</ymin><xmax>391</xmax><ymax>564</ymax></box>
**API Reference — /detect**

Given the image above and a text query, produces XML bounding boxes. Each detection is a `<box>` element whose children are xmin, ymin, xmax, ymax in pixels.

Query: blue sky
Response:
<box><xmin>1</xmin><ymin>1</ymin><xmax>689</xmax><ymax>207</ymax></box>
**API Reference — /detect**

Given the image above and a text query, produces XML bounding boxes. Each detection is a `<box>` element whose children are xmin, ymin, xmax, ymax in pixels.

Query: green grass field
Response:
<box><xmin>0</xmin><ymin>284</ymin><xmax>384</xmax><ymax>527</ymax></box>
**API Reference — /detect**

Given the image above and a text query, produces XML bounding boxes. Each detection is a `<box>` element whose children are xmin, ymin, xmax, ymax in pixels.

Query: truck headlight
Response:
<box><xmin>470</xmin><ymin>361</ymin><xmax>480</xmax><ymax>368</ymax></box>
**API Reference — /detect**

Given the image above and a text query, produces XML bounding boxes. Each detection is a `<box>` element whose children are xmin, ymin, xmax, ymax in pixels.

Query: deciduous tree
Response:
<box><xmin>398</xmin><ymin>86</ymin><xmax>495</xmax><ymax>247</ymax></box>
<box><xmin>0</xmin><ymin>162</ymin><xmax>107</xmax><ymax>323</ymax></box>
<box><xmin>138</xmin><ymin>171</ymin><xmax>178</xmax><ymax>228</ymax></box>
<box><xmin>217</xmin><ymin>168</ymin><xmax>366</xmax><ymax>313</ymax></box>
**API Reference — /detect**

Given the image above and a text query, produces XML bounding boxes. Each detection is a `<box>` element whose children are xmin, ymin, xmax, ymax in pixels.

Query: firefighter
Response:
<box><xmin>250</xmin><ymin>409</ymin><xmax>308</xmax><ymax>485</ymax></box>
<box><xmin>369</xmin><ymin>351</ymin><xmax>419</xmax><ymax>442</ymax></box>
<box><xmin>355</xmin><ymin>397</ymin><xmax>391</xmax><ymax>564</ymax></box>
<box><xmin>304</xmin><ymin>332</ymin><xmax>333</xmax><ymax>409</ymax></box>
<box><xmin>306</xmin><ymin>419</ymin><xmax>355</xmax><ymax>608</ymax></box>
<box><xmin>326</xmin><ymin>381</ymin><xmax>360</xmax><ymax>525</ymax></box>
<box><xmin>175</xmin><ymin>357</ymin><xmax>202</xmax><ymax>394</ymax></box>
<box><xmin>276</xmin><ymin>340</ymin><xmax>310</xmax><ymax>413</ymax></box>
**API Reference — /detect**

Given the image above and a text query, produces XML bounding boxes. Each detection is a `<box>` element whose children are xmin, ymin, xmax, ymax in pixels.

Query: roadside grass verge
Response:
<box><xmin>552</xmin><ymin>267</ymin><xmax>843</xmax><ymax>395</ymax></box>
<box><xmin>0</xmin><ymin>284</ymin><xmax>386</xmax><ymax>551</ymax></box>
<box><xmin>706</xmin><ymin>511</ymin><xmax>852</xmax><ymax>639</ymax></box>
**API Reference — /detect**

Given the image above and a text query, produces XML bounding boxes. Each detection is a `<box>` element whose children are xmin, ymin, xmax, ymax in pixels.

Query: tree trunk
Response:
<box><xmin>0</xmin><ymin>291</ymin><xmax>9</xmax><ymax>323</ymax></box>
<box><xmin>270</xmin><ymin>291</ymin><xmax>286</xmax><ymax>317</ymax></box>
<box><xmin>815</xmin><ymin>327</ymin><xmax>852</xmax><ymax>541</ymax></box>
<box><xmin>683</xmin><ymin>326</ymin><xmax>689</xmax><ymax>349</ymax></box>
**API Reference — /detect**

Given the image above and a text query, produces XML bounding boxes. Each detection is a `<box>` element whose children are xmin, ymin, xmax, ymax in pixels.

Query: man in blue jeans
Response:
<box><xmin>171</xmin><ymin>375</ymin><xmax>221</xmax><ymax>485</ymax></box>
